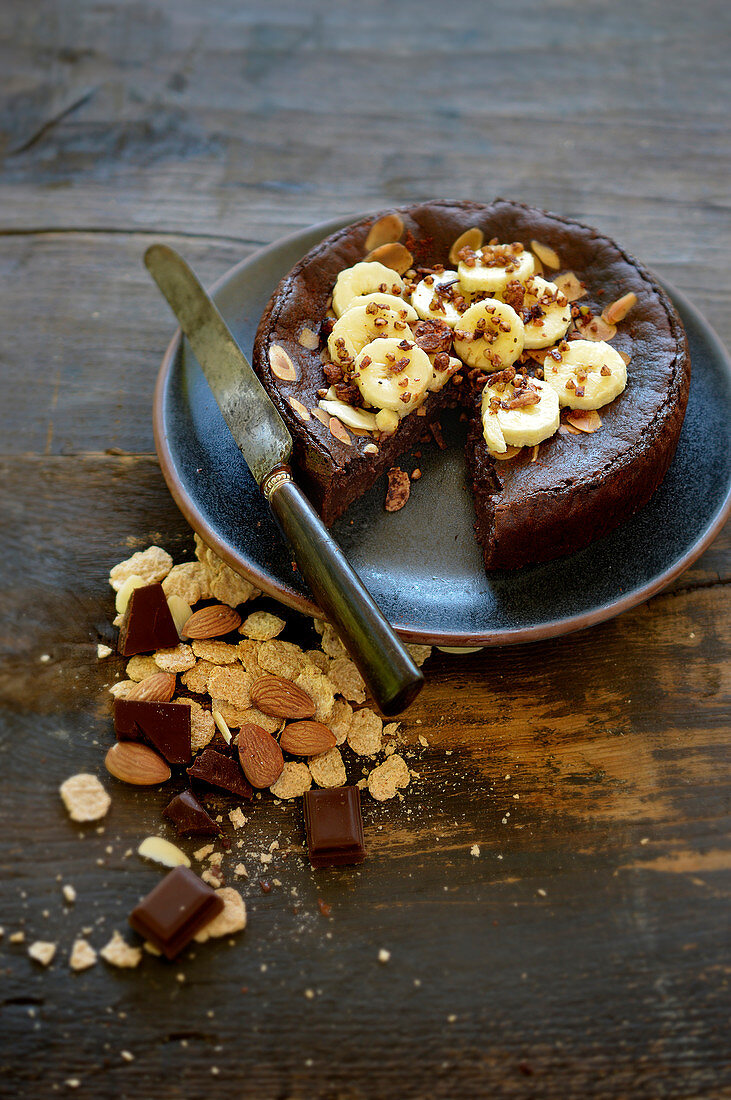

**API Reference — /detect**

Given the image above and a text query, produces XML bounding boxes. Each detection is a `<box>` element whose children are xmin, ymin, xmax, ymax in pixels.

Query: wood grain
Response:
<box><xmin>0</xmin><ymin>0</ymin><xmax>729</xmax><ymax>1097</ymax></box>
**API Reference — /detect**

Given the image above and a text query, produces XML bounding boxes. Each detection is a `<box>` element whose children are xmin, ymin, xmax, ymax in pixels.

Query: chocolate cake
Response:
<box><xmin>252</xmin><ymin>200</ymin><xmax>690</xmax><ymax>570</ymax></box>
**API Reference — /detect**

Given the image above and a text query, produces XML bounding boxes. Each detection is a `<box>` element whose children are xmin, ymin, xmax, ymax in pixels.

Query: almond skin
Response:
<box><xmin>279</xmin><ymin>720</ymin><xmax>336</xmax><ymax>757</ymax></box>
<box><xmin>250</xmin><ymin>675</ymin><xmax>316</xmax><ymax>720</ymax></box>
<box><xmin>105</xmin><ymin>742</ymin><xmax>171</xmax><ymax>786</ymax></box>
<box><xmin>127</xmin><ymin>671</ymin><xmax>177</xmax><ymax>702</ymax></box>
<box><xmin>237</xmin><ymin>723</ymin><xmax>284</xmax><ymax>788</ymax></box>
<box><xmin>181</xmin><ymin>604</ymin><xmax>242</xmax><ymax>639</ymax></box>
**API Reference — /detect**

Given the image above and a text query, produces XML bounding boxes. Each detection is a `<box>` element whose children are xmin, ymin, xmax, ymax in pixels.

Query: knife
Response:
<box><xmin>145</xmin><ymin>244</ymin><xmax>424</xmax><ymax>716</ymax></box>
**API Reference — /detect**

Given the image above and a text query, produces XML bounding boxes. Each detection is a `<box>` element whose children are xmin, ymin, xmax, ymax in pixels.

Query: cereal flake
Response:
<box><xmin>308</xmin><ymin>747</ymin><xmax>346</xmax><ymax>789</ymax></box>
<box><xmin>126</xmin><ymin>655</ymin><xmax>160</xmax><ymax>682</ymax></box>
<box><xmin>28</xmin><ymin>941</ymin><xmax>56</xmax><ymax>967</ymax></box>
<box><xmin>329</xmin><ymin>656</ymin><xmax>367</xmax><ymax>703</ymax></box>
<box><xmin>347</xmin><ymin>708</ymin><xmax>382</xmax><ymax>757</ymax></box>
<box><xmin>109</xmin><ymin>546</ymin><xmax>173</xmax><ymax>592</ymax></box>
<box><xmin>269</xmin><ymin>761</ymin><xmax>312</xmax><ymax>800</ymax></box>
<box><xmin>193</xmin><ymin>888</ymin><xmax>247</xmax><ymax>942</ymax></box>
<box><xmin>295</xmin><ymin>667</ymin><xmax>335</xmax><ymax>723</ymax></box>
<box><xmin>153</xmin><ymin>643</ymin><xmax>196</xmax><ymax>673</ymax></box>
<box><xmin>60</xmin><ymin>774</ymin><xmax>111</xmax><ymax>823</ymax></box>
<box><xmin>100</xmin><ymin>931</ymin><xmax>142</xmax><ymax>969</ymax></box>
<box><xmin>258</xmin><ymin>639</ymin><xmax>308</xmax><ymax>681</ymax></box>
<box><xmin>69</xmin><ymin>938</ymin><xmax>97</xmax><ymax>972</ymax></box>
<box><xmin>207</xmin><ymin>665</ymin><xmax>253</xmax><ymax>707</ymax></box>
<box><xmin>367</xmin><ymin>754</ymin><xmax>410</xmax><ymax>801</ymax></box>
<box><xmin>181</xmin><ymin>659</ymin><xmax>216</xmax><ymax>695</ymax></box>
<box><xmin>162</xmin><ymin>561</ymin><xmax>212</xmax><ymax>604</ymax></box>
<box><xmin>240</xmin><ymin>611</ymin><xmax>286</xmax><ymax>641</ymax></box>
<box><xmin>191</xmin><ymin>639</ymin><xmax>240</xmax><ymax>665</ymax></box>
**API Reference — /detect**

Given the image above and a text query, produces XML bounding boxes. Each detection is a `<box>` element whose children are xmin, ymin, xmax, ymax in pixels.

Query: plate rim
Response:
<box><xmin>153</xmin><ymin>213</ymin><xmax>731</xmax><ymax>646</ymax></box>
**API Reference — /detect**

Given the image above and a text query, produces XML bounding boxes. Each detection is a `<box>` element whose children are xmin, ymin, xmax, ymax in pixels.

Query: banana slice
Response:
<box><xmin>332</xmin><ymin>262</ymin><xmax>405</xmax><ymax>318</ymax></box>
<box><xmin>458</xmin><ymin>242</ymin><xmax>534</xmax><ymax>295</ymax></box>
<box><xmin>480</xmin><ymin>373</ymin><xmax>560</xmax><ymax>454</ymax></box>
<box><xmin>342</xmin><ymin>292</ymin><xmax>418</xmax><ymax>324</ymax></box>
<box><xmin>327</xmin><ymin>304</ymin><xmax>409</xmax><ymax>365</ymax></box>
<box><xmin>453</xmin><ymin>299</ymin><xmax>525</xmax><ymax>371</ymax></box>
<box><xmin>502</xmin><ymin>275</ymin><xmax>572</xmax><ymax>349</ymax></box>
<box><xmin>317</xmin><ymin>399</ymin><xmax>379</xmax><ymax>432</ymax></box>
<box><xmin>353</xmin><ymin>338</ymin><xmax>432</xmax><ymax>415</ymax></box>
<box><xmin>411</xmin><ymin>270</ymin><xmax>469</xmax><ymax>328</ymax></box>
<box><xmin>541</xmin><ymin>339</ymin><xmax>627</xmax><ymax>409</ymax></box>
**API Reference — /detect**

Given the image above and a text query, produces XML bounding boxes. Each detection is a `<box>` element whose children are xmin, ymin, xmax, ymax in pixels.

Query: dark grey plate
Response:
<box><xmin>153</xmin><ymin>215</ymin><xmax>731</xmax><ymax>645</ymax></box>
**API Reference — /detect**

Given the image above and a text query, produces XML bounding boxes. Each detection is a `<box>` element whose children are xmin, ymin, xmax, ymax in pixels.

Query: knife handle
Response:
<box><xmin>262</xmin><ymin>466</ymin><xmax>424</xmax><ymax>716</ymax></box>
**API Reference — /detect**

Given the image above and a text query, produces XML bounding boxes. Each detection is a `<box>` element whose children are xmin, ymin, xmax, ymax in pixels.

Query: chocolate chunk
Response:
<box><xmin>114</xmin><ymin>699</ymin><xmax>192</xmax><ymax>765</ymax></box>
<box><xmin>128</xmin><ymin>866</ymin><xmax>223</xmax><ymax>960</ymax></box>
<box><xmin>117</xmin><ymin>583</ymin><xmax>179</xmax><ymax>656</ymax></box>
<box><xmin>303</xmin><ymin>786</ymin><xmax>366</xmax><ymax>868</ymax></box>
<box><xmin>163</xmin><ymin>790</ymin><xmax>221</xmax><ymax>836</ymax></box>
<box><xmin>187</xmin><ymin>747</ymin><xmax>253</xmax><ymax>800</ymax></box>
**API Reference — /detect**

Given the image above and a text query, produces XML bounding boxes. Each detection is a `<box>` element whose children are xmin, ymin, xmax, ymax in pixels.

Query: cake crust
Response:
<box><xmin>253</xmin><ymin>199</ymin><xmax>691</xmax><ymax>568</ymax></box>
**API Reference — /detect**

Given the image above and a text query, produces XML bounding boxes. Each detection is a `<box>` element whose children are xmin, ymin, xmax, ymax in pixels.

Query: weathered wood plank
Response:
<box><xmin>1</xmin><ymin>0</ymin><xmax>730</xmax><ymax>1095</ymax></box>
<box><xmin>0</xmin><ymin>455</ymin><xmax>728</xmax><ymax>1096</ymax></box>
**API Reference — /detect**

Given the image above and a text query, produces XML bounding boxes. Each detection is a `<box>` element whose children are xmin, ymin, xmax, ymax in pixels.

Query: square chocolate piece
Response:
<box><xmin>129</xmin><ymin>866</ymin><xmax>223</xmax><ymax>960</ymax></box>
<box><xmin>303</xmin><ymin>786</ymin><xmax>366</xmax><ymax>868</ymax></box>
<box><xmin>114</xmin><ymin>699</ymin><xmax>192</xmax><ymax>765</ymax></box>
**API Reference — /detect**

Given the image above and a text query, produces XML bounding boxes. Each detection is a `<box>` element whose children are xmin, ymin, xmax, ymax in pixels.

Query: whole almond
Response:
<box><xmin>181</xmin><ymin>604</ymin><xmax>242</xmax><ymax>639</ymax></box>
<box><xmin>250</xmin><ymin>674</ymin><xmax>316</xmax><ymax>720</ymax></box>
<box><xmin>279</xmin><ymin>720</ymin><xmax>336</xmax><ymax>757</ymax></box>
<box><xmin>237</xmin><ymin>723</ymin><xmax>284</xmax><ymax>788</ymax></box>
<box><xmin>127</xmin><ymin>671</ymin><xmax>177</xmax><ymax>703</ymax></box>
<box><xmin>105</xmin><ymin>742</ymin><xmax>171</xmax><ymax>786</ymax></box>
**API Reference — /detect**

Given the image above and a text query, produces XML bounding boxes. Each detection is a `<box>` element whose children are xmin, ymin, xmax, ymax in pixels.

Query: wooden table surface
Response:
<box><xmin>1</xmin><ymin>2</ymin><xmax>729</xmax><ymax>1097</ymax></box>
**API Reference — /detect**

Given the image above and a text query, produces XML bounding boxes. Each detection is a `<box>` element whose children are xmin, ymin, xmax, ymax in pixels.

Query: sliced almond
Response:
<box><xmin>311</xmin><ymin>407</ymin><xmax>330</xmax><ymax>427</ymax></box>
<box><xmin>288</xmin><ymin>395</ymin><xmax>311</xmax><ymax>421</ymax></box>
<box><xmin>618</xmin><ymin>350</ymin><xmax>631</xmax><ymax>366</ymax></box>
<box><xmin>280</xmin><ymin>720</ymin><xmax>336</xmax><ymax>757</ymax></box>
<box><xmin>182</xmin><ymin>604</ymin><xmax>242</xmax><ymax>640</ymax></box>
<box><xmin>127</xmin><ymin>672</ymin><xmax>177</xmax><ymax>703</ymax></box>
<box><xmin>138</xmin><ymin>836</ymin><xmax>190</xmax><ymax>868</ymax></box>
<box><xmin>365</xmin><ymin>242</ymin><xmax>413</xmax><ymax>275</ymax></box>
<box><xmin>530</xmin><ymin>444</ymin><xmax>540</xmax><ymax>463</ymax></box>
<box><xmin>269</xmin><ymin>345</ymin><xmax>298</xmax><ymax>382</ymax></box>
<box><xmin>250</xmin><ymin>674</ymin><xmax>316</xmax><ymax>720</ymax></box>
<box><xmin>365</xmin><ymin>213</ymin><xmax>404</xmax><ymax>252</ymax></box>
<box><xmin>553</xmin><ymin>272</ymin><xmax>587</xmax><ymax>302</ymax></box>
<box><xmin>601</xmin><ymin>292</ymin><xmax>637</xmax><ymax>325</ymax></box>
<box><xmin>449</xmin><ymin>227</ymin><xmax>484</xmax><ymax>265</ymax></box>
<box><xmin>167</xmin><ymin>594</ymin><xmax>193</xmax><ymax>638</ymax></box>
<box><xmin>104</xmin><ymin>742</ymin><xmax>171</xmax><ymax>786</ymax></box>
<box><xmin>114</xmin><ymin>574</ymin><xmax>146</xmax><ymax>615</ymax></box>
<box><xmin>491</xmin><ymin>445</ymin><xmax>523</xmax><ymax>461</ymax></box>
<box><xmin>565</xmin><ymin>409</ymin><xmax>602</xmax><ymax>433</ymax></box>
<box><xmin>237</xmin><ymin>723</ymin><xmax>284</xmax><ymax>788</ymax></box>
<box><xmin>364</xmin><ymin>442</ymin><xmax>379</xmax><ymax>455</ymax></box>
<box><xmin>297</xmin><ymin>327</ymin><xmax>320</xmax><ymax>351</ymax></box>
<box><xmin>212</xmin><ymin>708</ymin><xmax>232</xmax><ymax>745</ymax></box>
<box><xmin>573</xmin><ymin>314</ymin><xmax>617</xmax><ymax>341</ymax></box>
<box><xmin>558</xmin><ymin>422</ymin><xmax>582</xmax><ymax>436</ymax></box>
<box><xmin>531</xmin><ymin>240</ymin><xmax>561</xmax><ymax>270</ymax></box>
<box><xmin>328</xmin><ymin>416</ymin><xmax>352</xmax><ymax>446</ymax></box>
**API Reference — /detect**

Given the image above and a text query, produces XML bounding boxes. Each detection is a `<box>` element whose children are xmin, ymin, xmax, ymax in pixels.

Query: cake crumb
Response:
<box><xmin>100</xmin><ymin>931</ymin><xmax>142</xmax><ymax>969</ymax></box>
<box><xmin>28</xmin><ymin>941</ymin><xmax>56</xmax><ymax>966</ymax></box>
<box><xmin>69</xmin><ymin>939</ymin><xmax>97</xmax><ymax>971</ymax></box>
<box><xmin>470</xmin><ymin>844</ymin><xmax>481</xmax><ymax>858</ymax></box>
<box><xmin>378</xmin><ymin>948</ymin><xmax>391</xmax><ymax>964</ymax></box>
<box><xmin>62</xmin><ymin>884</ymin><xmax>77</xmax><ymax>904</ymax></box>
<box><xmin>59</xmin><ymin>773</ymin><xmax>111</xmax><ymax>822</ymax></box>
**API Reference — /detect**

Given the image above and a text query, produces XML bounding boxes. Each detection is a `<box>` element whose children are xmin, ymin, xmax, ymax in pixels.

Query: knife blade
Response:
<box><xmin>144</xmin><ymin>244</ymin><xmax>424</xmax><ymax>716</ymax></box>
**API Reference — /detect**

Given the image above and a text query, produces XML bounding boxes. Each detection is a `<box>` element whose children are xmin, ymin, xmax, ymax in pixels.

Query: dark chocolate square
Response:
<box><xmin>129</xmin><ymin>866</ymin><xmax>224</xmax><ymax>960</ymax></box>
<box><xmin>303</xmin><ymin>786</ymin><xmax>366</xmax><ymax>869</ymax></box>
<box><xmin>187</xmin><ymin>747</ymin><xmax>253</xmax><ymax>800</ymax></box>
<box><xmin>114</xmin><ymin>699</ymin><xmax>192</xmax><ymax>765</ymax></box>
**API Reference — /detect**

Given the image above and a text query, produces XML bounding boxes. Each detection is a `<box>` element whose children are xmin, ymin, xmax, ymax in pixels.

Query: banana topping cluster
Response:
<box><xmin>304</xmin><ymin>223</ymin><xmax>635</xmax><ymax>460</ymax></box>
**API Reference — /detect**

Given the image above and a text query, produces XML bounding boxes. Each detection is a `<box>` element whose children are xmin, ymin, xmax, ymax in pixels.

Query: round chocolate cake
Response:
<box><xmin>252</xmin><ymin>200</ymin><xmax>690</xmax><ymax>569</ymax></box>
